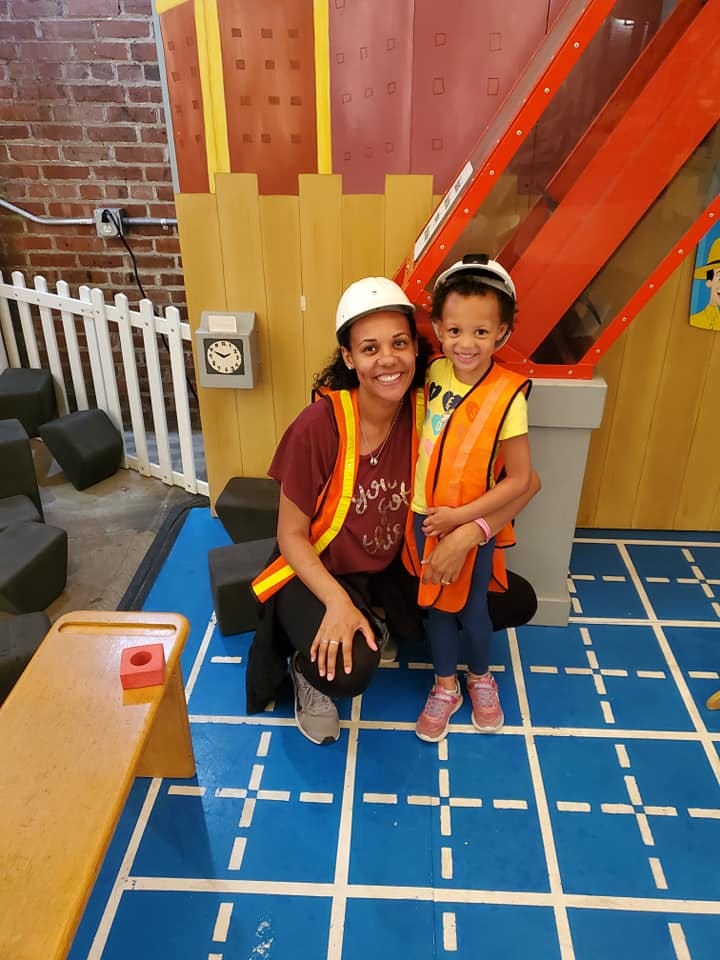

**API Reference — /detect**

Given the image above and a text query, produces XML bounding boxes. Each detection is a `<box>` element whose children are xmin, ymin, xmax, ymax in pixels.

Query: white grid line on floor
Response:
<box><xmin>81</xmin><ymin>530</ymin><xmax>720</xmax><ymax>960</ymax></box>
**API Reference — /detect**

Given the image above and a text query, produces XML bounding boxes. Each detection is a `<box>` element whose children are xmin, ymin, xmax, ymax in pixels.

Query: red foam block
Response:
<box><xmin>120</xmin><ymin>642</ymin><xmax>166</xmax><ymax>690</ymax></box>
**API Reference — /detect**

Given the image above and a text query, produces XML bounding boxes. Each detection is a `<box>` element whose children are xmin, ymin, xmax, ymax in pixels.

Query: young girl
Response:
<box><xmin>405</xmin><ymin>255</ymin><xmax>534</xmax><ymax>742</ymax></box>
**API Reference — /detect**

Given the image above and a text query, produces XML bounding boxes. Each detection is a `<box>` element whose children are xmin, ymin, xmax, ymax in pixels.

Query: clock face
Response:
<box><xmin>205</xmin><ymin>338</ymin><xmax>244</xmax><ymax>375</ymax></box>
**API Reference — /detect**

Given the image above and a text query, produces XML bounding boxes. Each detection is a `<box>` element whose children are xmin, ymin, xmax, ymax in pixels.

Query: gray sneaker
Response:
<box><xmin>290</xmin><ymin>653</ymin><xmax>340</xmax><ymax>745</ymax></box>
<box><xmin>377</xmin><ymin>618</ymin><xmax>398</xmax><ymax>663</ymax></box>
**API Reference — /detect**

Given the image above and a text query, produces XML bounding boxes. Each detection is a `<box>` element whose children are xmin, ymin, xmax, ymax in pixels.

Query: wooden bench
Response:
<box><xmin>0</xmin><ymin>611</ymin><xmax>195</xmax><ymax>960</ymax></box>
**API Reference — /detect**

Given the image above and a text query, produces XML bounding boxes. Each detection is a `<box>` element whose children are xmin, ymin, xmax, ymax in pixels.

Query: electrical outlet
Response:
<box><xmin>94</xmin><ymin>207</ymin><xmax>127</xmax><ymax>238</ymax></box>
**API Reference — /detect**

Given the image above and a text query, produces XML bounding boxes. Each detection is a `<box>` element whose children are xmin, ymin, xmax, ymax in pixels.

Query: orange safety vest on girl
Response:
<box><xmin>251</xmin><ymin>387</ymin><xmax>424</xmax><ymax>603</ymax></box>
<box><xmin>401</xmin><ymin>358</ymin><xmax>531</xmax><ymax>613</ymax></box>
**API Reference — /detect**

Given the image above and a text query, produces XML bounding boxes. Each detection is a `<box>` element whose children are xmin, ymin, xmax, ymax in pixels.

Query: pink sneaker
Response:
<box><xmin>416</xmin><ymin>683</ymin><xmax>463</xmax><ymax>742</ymax></box>
<box><xmin>467</xmin><ymin>672</ymin><xmax>504</xmax><ymax>732</ymax></box>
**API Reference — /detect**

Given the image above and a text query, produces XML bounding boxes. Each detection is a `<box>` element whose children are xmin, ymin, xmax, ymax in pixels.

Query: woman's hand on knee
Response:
<box><xmin>311</xmin><ymin>596</ymin><xmax>377</xmax><ymax>681</ymax></box>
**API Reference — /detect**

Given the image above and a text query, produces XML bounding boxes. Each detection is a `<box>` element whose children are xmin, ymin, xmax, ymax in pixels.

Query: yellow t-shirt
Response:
<box><xmin>411</xmin><ymin>357</ymin><xmax>528</xmax><ymax>514</ymax></box>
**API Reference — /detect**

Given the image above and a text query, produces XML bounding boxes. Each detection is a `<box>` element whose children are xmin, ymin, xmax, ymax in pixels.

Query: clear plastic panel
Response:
<box><xmin>531</xmin><ymin>122</ymin><xmax>720</xmax><ymax>363</ymax></box>
<box><xmin>427</xmin><ymin>0</ymin><xmax>682</xmax><ymax>280</ymax></box>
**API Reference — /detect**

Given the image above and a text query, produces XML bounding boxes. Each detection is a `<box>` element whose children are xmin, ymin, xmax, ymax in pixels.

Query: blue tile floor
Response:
<box><xmin>69</xmin><ymin>512</ymin><xmax>720</xmax><ymax>959</ymax></box>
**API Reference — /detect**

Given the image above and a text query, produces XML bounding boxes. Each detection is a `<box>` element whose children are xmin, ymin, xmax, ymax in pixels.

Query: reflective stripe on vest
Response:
<box><xmin>251</xmin><ymin>389</ymin><xmax>359</xmax><ymax>603</ymax></box>
<box><xmin>252</xmin><ymin>388</ymin><xmax>423</xmax><ymax>603</ymax></box>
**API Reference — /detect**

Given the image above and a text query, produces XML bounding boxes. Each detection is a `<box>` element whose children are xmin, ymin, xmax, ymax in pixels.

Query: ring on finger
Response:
<box><xmin>328</xmin><ymin>640</ymin><xmax>340</xmax><ymax>646</ymax></box>
<box><xmin>441</xmin><ymin>578</ymin><xmax>450</xmax><ymax>585</ymax></box>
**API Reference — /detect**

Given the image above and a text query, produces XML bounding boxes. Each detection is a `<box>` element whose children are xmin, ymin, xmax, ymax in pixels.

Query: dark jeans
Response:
<box><xmin>413</xmin><ymin>513</ymin><xmax>495</xmax><ymax>676</ymax></box>
<box><xmin>248</xmin><ymin>546</ymin><xmax>537</xmax><ymax>710</ymax></box>
<box><xmin>275</xmin><ymin>563</ymin><xmax>414</xmax><ymax>699</ymax></box>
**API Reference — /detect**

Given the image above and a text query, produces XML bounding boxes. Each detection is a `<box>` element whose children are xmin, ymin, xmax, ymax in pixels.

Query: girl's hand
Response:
<box><xmin>310</xmin><ymin>595</ymin><xmax>377</xmax><ymax>681</ymax></box>
<box><xmin>422</xmin><ymin>505</ymin><xmax>459</xmax><ymax>538</ymax></box>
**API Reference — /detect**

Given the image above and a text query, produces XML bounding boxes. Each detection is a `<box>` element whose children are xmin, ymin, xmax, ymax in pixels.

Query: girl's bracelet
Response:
<box><xmin>474</xmin><ymin>517</ymin><xmax>491</xmax><ymax>544</ymax></box>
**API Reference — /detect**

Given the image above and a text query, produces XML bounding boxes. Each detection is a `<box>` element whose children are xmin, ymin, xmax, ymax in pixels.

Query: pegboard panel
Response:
<box><xmin>217</xmin><ymin>0</ymin><xmax>318</xmax><ymax>194</ymax></box>
<box><xmin>410</xmin><ymin>0</ymin><xmax>549</xmax><ymax>194</ymax></box>
<box><xmin>330</xmin><ymin>0</ymin><xmax>414</xmax><ymax>193</ymax></box>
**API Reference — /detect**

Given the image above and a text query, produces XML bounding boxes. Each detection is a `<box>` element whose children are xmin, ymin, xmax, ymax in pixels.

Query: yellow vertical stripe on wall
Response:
<box><xmin>383</xmin><ymin>174</ymin><xmax>434</xmax><ymax>278</ymax></box>
<box><xmin>342</xmin><ymin>195</ymin><xmax>385</xmax><ymax>288</ymax></box>
<box><xmin>215</xmin><ymin>173</ymin><xmax>278</xmax><ymax>478</ymax></box>
<box><xmin>194</xmin><ymin>0</ymin><xmax>230</xmax><ymax>192</ymax></box>
<box><xmin>260</xmin><ymin>195</ymin><xmax>307</xmax><ymax>438</ymax></box>
<box><xmin>175</xmin><ymin>192</ymin><xmax>243</xmax><ymax>503</ymax></box>
<box><xmin>299</xmin><ymin>174</ymin><xmax>342</xmax><ymax>389</ymax></box>
<box><xmin>313</xmin><ymin>0</ymin><xmax>332</xmax><ymax>174</ymax></box>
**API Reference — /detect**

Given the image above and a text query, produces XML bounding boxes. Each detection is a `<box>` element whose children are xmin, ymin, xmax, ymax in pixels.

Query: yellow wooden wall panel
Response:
<box><xmin>342</xmin><ymin>195</ymin><xmax>385</xmax><ymax>287</ymax></box>
<box><xmin>712</xmin><ymin>461</ymin><xmax>720</xmax><ymax>530</ymax></box>
<box><xmin>575</xmin><ymin>335</ymin><xmax>626</xmax><ymax>526</ymax></box>
<box><xmin>180</xmin><ymin>176</ymin><xmax>720</xmax><ymax>529</ymax></box>
<box><xmin>384</xmin><ymin>174</ymin><xmax>434</xmax><ymax>277</ymax></box>
<box><xmin>299</xmin><ymin>174</ymin><xmax>343</xmax><ymax>386</ymax></box>
<box><xmin>591</xmin><ymin>284</ymin><xmax>675</xmax><ymax>527</ymax></box>
<box><xmin>215</xmin><ymin>173</ymin><xmax>277</xmax><ymax>479</ymax></box>
<box><xmin>675</xmin><ymin>331</ymin><xmax>720</xmax><ymax>529</ymax></box>
<box><xmin>633</xmin><ymin>262</ymin><xmax>711</xmax><ymax>528</ymax></box>
<box><xmin>260</xmin><ymin>195</ymin><xmax>306</xmax><ymax>438</ymax></box>
<box><xmin>175</xmin><ymin>192</ymin><xmax>242</xmax><ymax>504</ymax></box>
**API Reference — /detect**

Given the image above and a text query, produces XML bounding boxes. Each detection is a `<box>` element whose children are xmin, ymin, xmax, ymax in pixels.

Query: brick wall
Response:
<box><xmin>0</xmin><ymin>0</ymin><xmax>199</xmax><ymax>431</ymax></box>
<box><xmin>0</xmin><ymin>0</ymin><xmax>185</xmax><ymax>312</ymax></box>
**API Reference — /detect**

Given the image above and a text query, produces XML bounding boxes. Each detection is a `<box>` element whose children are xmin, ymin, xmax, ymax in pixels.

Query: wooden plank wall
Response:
<box><xmin>177</xmin><ymin>173</ymin><xmax>434</xmax><ymax>505</ymax></box>
<box><xmin>178</xmin><ymin>172</ymin><xmax>718</xmax><ymax>529</ymax></box>
<box><xmin>577</xmin><ymin>254</ymin><xmax>720</xmax><ymax>531</ymax></box>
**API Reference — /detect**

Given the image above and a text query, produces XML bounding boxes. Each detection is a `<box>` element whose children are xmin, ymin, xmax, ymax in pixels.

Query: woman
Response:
<box><xmin>246</xmin><ymin>276</ymin><xmax>539</xmax><ymax>744</ymax></box>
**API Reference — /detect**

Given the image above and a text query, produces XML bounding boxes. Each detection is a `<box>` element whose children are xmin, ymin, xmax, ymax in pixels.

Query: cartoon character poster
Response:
<box><xmin>690</xmin><ymin>221</ymin><xmax>720</xmax><ymax>331</ymax></box>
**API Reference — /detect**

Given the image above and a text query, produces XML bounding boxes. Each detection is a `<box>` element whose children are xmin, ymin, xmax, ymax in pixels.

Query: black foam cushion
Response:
<box><xmin>0</xmin><ymin>523</ymin><xmax>68</xmax><ymax>614</ymax></box>
<box><xmin>0</xmin><ymin>495</ymin><xmax>41</xmax><ymax>532</ymax></box>
<box><xmin>0</xmin><ymin>611</ymin><xmax>51</xmax><ymax>703</ymax></box>
<box><xmin>39</xmin><ymin>409</ymin><xmax>123</xmax><ymax>490</ymax></box>
<box><xmin>208</xmin><ymin>538</ymin><xmax>275</xmax><ymax>636</ymax></box>
<box><xmin>0</xmin><ymin>367</ymin><xmax>57</xmax><ymax>437</ymax></box>
<box><xmin>0</xmin><ymin>418</ymin><xmax>43</xmax><ymax>517</ymax></box>
<box><xmin>215</xmin><ymin>477</ymin><xmax>279</xmax><ymax>544</ymax></box>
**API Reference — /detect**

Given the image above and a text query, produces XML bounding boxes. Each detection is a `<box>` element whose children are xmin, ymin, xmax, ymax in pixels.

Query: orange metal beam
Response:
<box><xmin>578</xmin><ymin>198</ymin><xmax>720</xmax><ymax>369</ymax></box>
<box><xmin>394</xmin><ymin>0</ymin><xmax>617</xmax><ymax>307</ymax></box>
<box><xmin>498</xmin><ymin>0</ymin><xmax>720</xmax><ymax>370</ymax></box>
<box><xmin>499</xmin><ymin>0</ymin><xmax>704</xmax><ymax>272</ymax></box>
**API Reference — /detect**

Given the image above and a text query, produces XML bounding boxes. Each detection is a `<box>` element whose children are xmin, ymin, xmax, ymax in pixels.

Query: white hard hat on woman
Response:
<box><xmin>335</xmin><ymin>277</ymin><xmax>415</xmax><ymax>340</ymax></box>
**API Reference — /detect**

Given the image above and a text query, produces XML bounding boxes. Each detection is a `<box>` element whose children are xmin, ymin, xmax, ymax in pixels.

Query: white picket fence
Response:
<box><xmin>0</xmin><ymin>270</ymin><xmax>208</xmax><ymax>495</ymax></box>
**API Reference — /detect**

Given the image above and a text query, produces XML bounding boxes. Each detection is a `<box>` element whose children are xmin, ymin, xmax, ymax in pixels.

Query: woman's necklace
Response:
<box><xmin>359</xmin><ymin>398</ymin><xmax>404</xmax><ymax>466</ymax></box>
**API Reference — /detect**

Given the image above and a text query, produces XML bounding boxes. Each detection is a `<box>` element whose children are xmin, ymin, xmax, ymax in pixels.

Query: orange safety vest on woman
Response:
<box><xmin>251</xmin><ymin>387</ymin><xmax>424</xmax><ymax>603</ymax></box>
<box><xmin>402</xmin><ymin>358</ymin><xmax>531</xmax><ymax>613</ymax></box>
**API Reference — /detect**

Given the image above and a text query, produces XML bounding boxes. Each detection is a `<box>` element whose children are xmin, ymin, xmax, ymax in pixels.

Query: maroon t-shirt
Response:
<box><xmin>269</xmin><ymin>395</ymin><xmax>413</xmax><ymax>575</ymax></box>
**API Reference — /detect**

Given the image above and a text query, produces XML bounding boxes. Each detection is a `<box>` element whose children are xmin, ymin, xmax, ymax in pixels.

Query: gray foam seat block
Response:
<box><xmin>0</xmin><ymin>367</ymin><xmax>57</xmax><ymax>438</ymax></box>
<box><xmin>0</xmin><ymin>495</ymin><xmax>41</xmax><ymax>532</ymax></box>
<box><xmin>39</xmin><ymin>409</ymin><xmax>123</xmax><ymax>490</ymax></box>
<box><xmin>0</xmin><ymin>418</ymin><xmax>43</xmax><ymax>517</ymax></box>
<box><xmin>215</xmin><ymin>477</ymin><xmax>279</xmax><ymax>544</ymax></box>
<box><xmin>0</xmin><ymin>611</ymin><xmax>51</xmax><ymax>703</ymax></box>
<box><xmin>208</xmin><ymin>537</ymin><xmax>275</xmax><ymax>636</ymax></box>
<box><xmin>0</xmin><ymin>523</ymin><xmax>68</xmax><ymax>614</ymax></box>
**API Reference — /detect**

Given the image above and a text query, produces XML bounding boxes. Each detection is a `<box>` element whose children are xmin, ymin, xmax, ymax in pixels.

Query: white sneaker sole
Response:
<box><xmin>416</xmin><ymin>694</ymin><xmax>463</xmax><ymax>742</ymax></box>
<box><xmin>471</xmin><ymin>712</ymin><xmax>504</xmax><ymax>733</ymax></box>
